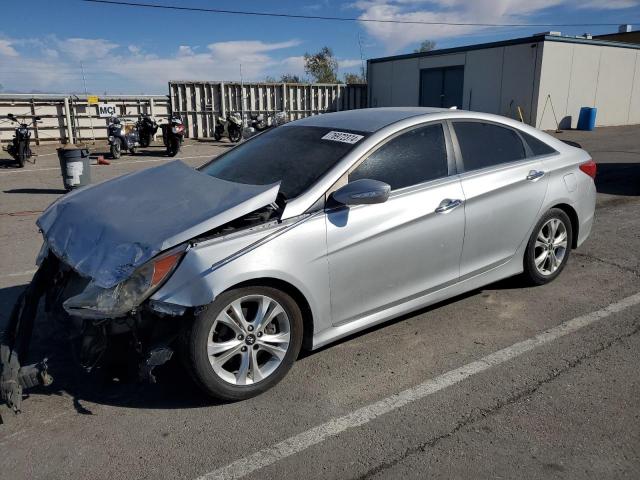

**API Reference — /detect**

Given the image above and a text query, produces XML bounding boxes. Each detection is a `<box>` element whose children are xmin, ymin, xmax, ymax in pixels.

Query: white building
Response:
<box><xmin>367</xmin><ymin>33</ymin><xmax>640</xmax><ymax>130</ymax></box>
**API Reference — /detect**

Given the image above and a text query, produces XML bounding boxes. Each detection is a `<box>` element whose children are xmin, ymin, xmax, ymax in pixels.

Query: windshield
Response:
<box><xmin>200</xmin><ymin>126</ymin><xmax>368</xmax><ymax>199</ymax></box>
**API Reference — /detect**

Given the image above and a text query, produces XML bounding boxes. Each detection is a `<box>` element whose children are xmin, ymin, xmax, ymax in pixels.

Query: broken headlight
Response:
<box><xmin>63</xmin><ymin>244</ymin><xmax>187</xmax><ymax>319</ymax></box>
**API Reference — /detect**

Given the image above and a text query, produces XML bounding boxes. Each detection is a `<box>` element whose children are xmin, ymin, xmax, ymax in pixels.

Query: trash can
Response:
<box><xmin>577</xmin><ymin>107</ymin><xmax>597</xmax><ymax>131</ymax></box>
<box><xmin>57</xmin><ymin>146</ymin><xmax>91</xmax><ymax>191</ymax></box>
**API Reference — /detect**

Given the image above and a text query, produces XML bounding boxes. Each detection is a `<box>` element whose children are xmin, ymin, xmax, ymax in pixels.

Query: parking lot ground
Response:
<box><xmin>0</xmin><ymin>128</ymin><xmax>639</xmax><ymax>480</ymax></box>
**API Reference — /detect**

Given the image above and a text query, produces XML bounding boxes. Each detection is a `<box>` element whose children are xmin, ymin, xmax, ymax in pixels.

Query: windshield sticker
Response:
<box><xmin>321</xmin><ymin>131</ymin><xmax>364</xmax><ymax>144</ymax></box>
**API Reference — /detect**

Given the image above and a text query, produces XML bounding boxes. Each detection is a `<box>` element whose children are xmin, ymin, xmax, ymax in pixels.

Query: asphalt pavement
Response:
<box><xmin>0</xmin><ymin>127</ymin><xmax>638</xmax><ymax>480</ymax></box>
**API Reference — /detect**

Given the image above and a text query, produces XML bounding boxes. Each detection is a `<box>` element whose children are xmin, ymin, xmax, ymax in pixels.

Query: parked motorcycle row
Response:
<box><xmin>2</xmin><ymin>109</ymin><xmax>288</xmax><ymax>168</ymax></box>
<box><xmin>107</xmin><ymin>114</ymin><xmax>185</xmax><ymax>159</ymax></box>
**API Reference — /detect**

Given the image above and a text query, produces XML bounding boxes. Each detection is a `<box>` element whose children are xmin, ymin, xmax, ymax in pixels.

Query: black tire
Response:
<box><xmin>522</xmin><ymin>208</ymin><xmax>573</xmax><ymax>285</ymax></box>
<box><xmin>184</xmin><ymin>286</ymin><xmax>303</xmax><ymax>401</ymax></box>
<box><xmin>110</xmin><ymin>140</ymin><xmax>121</xmax><ymax>159</ymax></box>
<box><xmin>139</xmin><ymin>135</ymin><xmax>150</xmax><ymax>148</ymax></box>
<box><xmin>229</xmin><ymin>128</ymin><xmax>242</xmax><ymax>143</ymax></box>
<box><xmin>167</xmin><ymin>137</ymin><xmax>180</xmax><ymax>157</ymax></box>
<box><xmin>213</xmin><ymin>131</ymin><xmax>222</xmax><ymax>141</ymax></box>
<box><xmin>16</xmin><ymin>154</ymin><xmax>25</xmax><ymax>168</ymax></box>
<box><xmin>129</xmin><ymin>147</ymin><xmax>137</xmax><ymax>155</ymax></box>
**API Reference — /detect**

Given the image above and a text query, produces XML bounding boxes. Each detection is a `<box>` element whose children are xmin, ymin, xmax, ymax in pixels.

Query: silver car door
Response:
<box><xmin>325</xmin><ymin>122</ymin><xmax>465</xmax><ymax>326</ymax></box>
<box><xmin>450</xmin><ymin>120</ymin><xmax>549</xmax><ymax>278</ymax></box>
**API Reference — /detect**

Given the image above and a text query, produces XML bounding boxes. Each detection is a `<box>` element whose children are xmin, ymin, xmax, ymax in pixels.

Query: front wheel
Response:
<box><xmin>213</xmin><ymin>131</ymin><xmax>222</xmax><ymax>141</ymax></box>
<box><xmin>228</xmin><ymin>127</ymin><xmax>242</xmax><ymax>143</ymax></box>
<box><xmin>522</xmin><ymin>208</ymin><xmax>573</xmax><ymax>285</ymax></box>
<box><xmin>139</xmin><ymin>135</ymin><xmax>150</xmax><ymax>148</ymax></box>
<box><xmin>16</xmin><ymin>154</ymin><xmax>25</xmax><ymax>168</ymax></box>
<box><xmin>184</xmin><ymin>286</ymin><xmax>303</xmax><ymax>401</ymax></box>
<box><xmin>110</xmin><ymin>140</ymin><xmax>121</xmax><ymax>159</ymax></box>
<box><xmin>167</xmin><ymin>137</ymin><xmax>180</xmax><ymax>157</ymax></box>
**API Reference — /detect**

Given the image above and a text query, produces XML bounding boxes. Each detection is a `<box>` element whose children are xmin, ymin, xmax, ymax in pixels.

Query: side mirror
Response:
<box><xmin>331</xmin><ymin>179</ymin><xmax>391</xmax><ymax>206</ymax></box>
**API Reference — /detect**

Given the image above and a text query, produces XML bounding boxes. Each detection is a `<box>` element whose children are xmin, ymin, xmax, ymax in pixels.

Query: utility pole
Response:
<box><xmin>80</xmin><ymin>61</ymin><xmax>96</xmax><ymax>144</ymax></box>
<box><xmin>357</xmin><ymin>33</ymin><xmax>366</xmax><ymax>81</ymax></box>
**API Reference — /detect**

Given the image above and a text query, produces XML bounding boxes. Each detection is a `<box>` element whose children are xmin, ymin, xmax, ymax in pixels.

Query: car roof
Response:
<box><xmin>289</xmin><ymin>107</ymin><xmax>449</xmax><ymax>133</ymax></box>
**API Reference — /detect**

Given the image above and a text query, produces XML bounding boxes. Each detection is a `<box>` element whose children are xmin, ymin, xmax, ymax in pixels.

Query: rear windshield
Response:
<box><xmin>200</xmin><ymin>126</ymin><xmax>368</xmax><ymax>199</ymax></box>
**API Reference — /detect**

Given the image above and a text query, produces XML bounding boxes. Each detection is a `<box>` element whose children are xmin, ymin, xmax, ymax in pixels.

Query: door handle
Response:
<box><xmin>435</xmin><ymin>198</ymin><xmax>463</xmax><ymax>214</ymax></box>
<box><xmin>526</xmin><ymin>170</ymin><xmax>545</xmax><ymax>181</ymax></box>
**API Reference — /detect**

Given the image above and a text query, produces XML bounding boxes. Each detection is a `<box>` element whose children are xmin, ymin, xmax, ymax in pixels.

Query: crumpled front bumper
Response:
<box><xmin>0</xmin><ymin>257</ymin><xmax>56</xmax><ymax>416</ymax></box>
<box><xmin>0</xmin><ymin>254</ymin><xmax>183</xmax><ymax>418</ymax></box>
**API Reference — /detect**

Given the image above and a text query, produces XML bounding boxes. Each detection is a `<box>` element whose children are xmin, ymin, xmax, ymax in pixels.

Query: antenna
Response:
<box><xmin>357</xmin><ymin>33</ymin><xmax>366</xmax><ymax>80</ymax></box>
<box><xmin>80</xmin><ymin>61</ymin><xmax>96</xmax><ymax>144</ymax></box>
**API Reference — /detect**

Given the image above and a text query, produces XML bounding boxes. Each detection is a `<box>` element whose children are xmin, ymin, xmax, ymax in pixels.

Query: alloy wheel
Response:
<box><xmin>533</xmin><ymin>218</ymin><xmax>568</xmax><ymax>276</ymax></box>
<box><xmin>207</xmin><ymin>295</ymin><xmax>291</xmax><ymax>385</ymax></box>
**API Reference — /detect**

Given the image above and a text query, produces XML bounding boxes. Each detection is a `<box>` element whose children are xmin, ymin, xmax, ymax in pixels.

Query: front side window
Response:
<box><xmin>453</xmin><ymin>121</ymin><xmax>526</xmax><ymax>172</ymax></box>
<box><xmin>349</xmin><ymin>123</ymin><xmax>448</xmax><ymax>190</ymax></box>
<box><xmin>200</xmin><ymin>126</ymin><xmax>368</xmax><ymax>199</ymax></box>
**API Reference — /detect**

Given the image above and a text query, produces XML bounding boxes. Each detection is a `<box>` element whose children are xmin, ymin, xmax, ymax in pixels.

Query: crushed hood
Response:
<box><xmin>38</xmin><ymin>160</ymin><xmax>280</xmax><ymax>288</ymax></box>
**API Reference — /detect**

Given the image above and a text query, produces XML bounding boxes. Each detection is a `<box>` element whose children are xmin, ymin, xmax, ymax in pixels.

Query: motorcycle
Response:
<box><xmin>243</xmin><ymin>111</ymin><xmax>289</xmax><ymax>140</ymax></box>
<box><xmin>4</xmin><ymin>113</ymin><xmax>40</xmax><ymax>168</ymax></box>
<box><xmin>107</xmin><ymin>116</ymin><xmax>140</xmax><ymax>159</ymax></box>
<box><xmin>161</xmin><ymin>114</ymin><xmax>185</xmax><ymax>157</ymax></box>
<box><xmin>136</xmin><ymin>114</ymin><xmax>158</xmax><ymax>148</ymax></box>
<box><xmin>214</xmin><ymin>112</ymin><xmax>243</xmax><ymax>143</ymax></box>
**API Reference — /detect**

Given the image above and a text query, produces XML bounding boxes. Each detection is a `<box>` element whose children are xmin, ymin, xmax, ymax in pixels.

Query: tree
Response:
<box><xmin>265</xmin><ymin>74</ymin><xmax>305</xmax><ymax>83</ymax></box>
<box><xmin>280</xmin><ymin>73</ymin><xmax>304</xmax><ymax>83</ymax></box>
<box><xmin>344</xmin><ymin>72</ymin><xmax>366</xmax><ymax>84</ymax></box>
<box><xmin>304</xmin><ymin>47</ymin><xmax>338</xmax><ymax>83</ymax></box>
<box><xmin>414</xmin><ymin>40</ymin><xmax>436</xmax><ymax>53</ymax></box>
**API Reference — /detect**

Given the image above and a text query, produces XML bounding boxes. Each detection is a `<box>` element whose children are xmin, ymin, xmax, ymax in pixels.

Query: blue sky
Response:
<box><xmin>1</xmin><ymin>0</ymin><xmax>639</xmax><ymax>94</ymax></box>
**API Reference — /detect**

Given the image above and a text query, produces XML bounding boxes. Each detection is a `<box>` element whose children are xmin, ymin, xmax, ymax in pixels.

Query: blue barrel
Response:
<box><xmin>577</xmin><ymin>107</ymin><xmax>597</xmax><ymax>131</ymax></box>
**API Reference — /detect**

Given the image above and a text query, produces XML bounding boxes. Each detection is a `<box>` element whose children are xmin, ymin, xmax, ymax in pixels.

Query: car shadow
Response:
<box><xmin>4</xmin><ymin>188</ymin><xmax>67</xmax><ymax>195</ymax></box>
<box><xmin>594</xmin><ymin>162</ymin><xmax>640</xmax><ymax>197</ymax></box>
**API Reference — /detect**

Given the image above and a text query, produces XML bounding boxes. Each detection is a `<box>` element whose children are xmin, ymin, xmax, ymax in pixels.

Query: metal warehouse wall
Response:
<box><xmin>368</xmin><ymin>41</ymin><xmax>543</xmax><ymax>125</ymax></box>
<box><xmin>169</xmin><ymin>81</ymin><xmax>368</xmax><ymax>139</ymax></box>
<box><xmin>536</xmin><ymin>42</ymin><xmax>640</xmax><ymax>130</ymax></box>
<box><xmin>0</xmin><ymin>95</ymin><xmax>170</xmax><ymax>144</ymax></box>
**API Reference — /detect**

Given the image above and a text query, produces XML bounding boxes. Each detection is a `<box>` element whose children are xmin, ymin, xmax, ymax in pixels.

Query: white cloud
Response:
<box><xmin>339</xmin><ymin>58</ymin><xmax>365</xmax><ymax>69</ymax></box>
<box><xmin>0</xmin><ymin>39</ymin><xmax>18</xmax><ymax>57</ymax></box>
<box><xmin>56</xmin><ymin>38</ymin><xmax>119</xmax><ymax>60</ymax></box>
<box><xmin>354</xmin><ymin>0</ymin><xmax>638</xmax><ymax>52</ymax></box>
<box><xmin>177</xmin><ymin>45</ymin><xmax>195</xmax><ymax>56</ymax></box>
<box><xmin>577</xmin><ymin>0</ymin><xmax>639</xmax><ymax>8</ymax></box>
<box><xmin>0</xmin><ymin>34</ymin><xmax>304</xmax><ymax>93</ymax></box>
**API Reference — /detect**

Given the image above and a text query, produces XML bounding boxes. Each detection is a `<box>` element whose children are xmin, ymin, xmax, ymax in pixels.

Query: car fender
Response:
<box><xmin>151</xmin><ymin>212</ymin><xmax>331</xmax><ymax>335</ymax></box>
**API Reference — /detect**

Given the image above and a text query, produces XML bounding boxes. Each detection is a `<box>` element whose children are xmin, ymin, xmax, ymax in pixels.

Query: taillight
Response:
<box><xmin>579</xmin><ymin>159</ymin><xmax>597</xmax><ymax>179</ymax></box>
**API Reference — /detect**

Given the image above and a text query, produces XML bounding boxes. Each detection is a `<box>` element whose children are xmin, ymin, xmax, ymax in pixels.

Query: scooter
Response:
<box><xmin>4</xmin><ymin>113</ymin><xmax>41</xmax><ymax>168</ymax></box>
<box><xmin>107</xmin><ymin>116</ymin><xmax>140</xmax><ymax>159</ymax></box>
<box><xmin>161</xmin><ymin>114</ymin><xmax>185</xmax><ymax>157</ymax></box>
<box><xmin>214</xmin><ymin>113</ymin><xmax>243</xmax><ymax>143</ymax></box>
<box><xmin>136</xmin><ymin>114</ymin><xmax>158</xmax><ymax>148</ymax></box>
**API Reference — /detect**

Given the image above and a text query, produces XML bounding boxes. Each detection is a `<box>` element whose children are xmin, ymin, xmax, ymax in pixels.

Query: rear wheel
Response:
<box><xmin>185</xmin><ymin>286</ymin><xmax>303</xmax><ymax>401</ymax></box>
<box><xmin>16</xmin><ymin>154</ymin><xmax>25</xmax><ymax>168</ymax></box>
<box><xmin>139</xmin><ymin>135</ymin><xmax>150</xmax><ymax>148</ymax></box>
<box><xmin>523</xmin><ymin>208</ymin><xmax>572</xmax><ymax>285</ymax></box>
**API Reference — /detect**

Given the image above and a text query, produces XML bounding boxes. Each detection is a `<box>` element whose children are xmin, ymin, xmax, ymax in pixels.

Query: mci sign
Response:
<box><xmin>98</xmin><ymin>103</ymin><xmax>118</xmax><ymax>118</ymax></box>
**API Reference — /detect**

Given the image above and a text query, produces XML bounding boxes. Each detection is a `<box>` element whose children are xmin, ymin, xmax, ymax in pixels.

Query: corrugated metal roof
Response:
<box><xmin>368</xmin><ymin>34</ymin><xmax>640</xmax><ymax>65</ymax></box>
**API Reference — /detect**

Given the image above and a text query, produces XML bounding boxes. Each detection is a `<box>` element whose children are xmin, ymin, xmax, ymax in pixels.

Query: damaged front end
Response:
<box><xmin>0</xmin><ymin>160</ymin><xmax>283</xmax><ymax>414</ymax></box>
<box><xmin>0</xmin><ymin>244</ymin><xmax>188</xmax><ymax>415</ymax></box>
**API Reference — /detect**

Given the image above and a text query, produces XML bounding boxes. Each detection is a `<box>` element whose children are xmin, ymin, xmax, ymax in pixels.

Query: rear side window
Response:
<box><xmin>520</xmin><ymin>131</ymin><xmax>557</xmax><ymax>157</ymax></box>
<box><xmin>349</xmin><ymin>123</ymin><xmax>448</xmax><ymax>190</ymax></box>
<box><xmin>453</xmin><ymin>121</ymin><xmax>526</xmax><ymax>171</ymax></box>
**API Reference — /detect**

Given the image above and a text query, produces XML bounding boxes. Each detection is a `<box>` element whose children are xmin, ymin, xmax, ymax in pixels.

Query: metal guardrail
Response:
<box><xmin>169</xmin><ymin>81</ymin><xmax>368</xmax><ymax>139</ymax></box>
<box><xmin>0</xmin><ymin>94</ymin><xmax>170</xmax><ymax>145</ymax></box>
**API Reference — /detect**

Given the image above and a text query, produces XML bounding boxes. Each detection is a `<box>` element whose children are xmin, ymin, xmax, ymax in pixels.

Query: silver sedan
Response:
<box><xmin>3</xmin><ymin>108</ymin><xmax>596</xmax><ymax>407</ymax></box>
